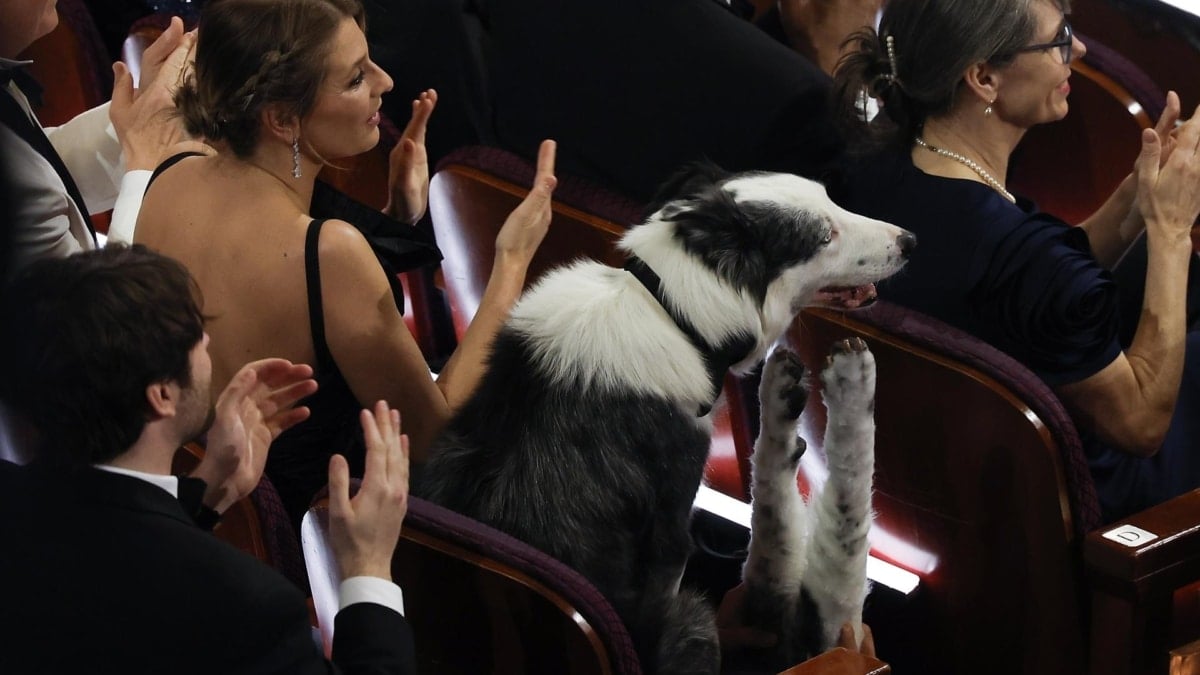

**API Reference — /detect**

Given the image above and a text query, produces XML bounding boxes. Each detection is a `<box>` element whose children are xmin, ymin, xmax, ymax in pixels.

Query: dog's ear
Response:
<box><xmin>644</xmin><ymin>159</ymin><xmax>731</xmax><ymax>220</ymax></box>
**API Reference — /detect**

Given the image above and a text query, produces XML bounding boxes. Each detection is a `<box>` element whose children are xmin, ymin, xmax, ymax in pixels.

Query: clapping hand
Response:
<box><xmin>193</xmin><ymin>359</ymin><xmax>317</xmax><ymax>513</ymax></box>
<box><xmin>493</xmin><ymin>139</ymin><xmax>558</xmax><ymax>269</ymax></box>
<box><xmin>110</xmin><ymin>16</ymin><xmax>201</xmax><ymax>169</ymax></box>
<box><xmin>385</xmin><ymin>89</ymin><xmax>437</xmax><ymax>225</ymax></box>
<box><xmin>328</xmin><ymin>401</ymin><xmax>410</xmax><ymax>580</ymax></box>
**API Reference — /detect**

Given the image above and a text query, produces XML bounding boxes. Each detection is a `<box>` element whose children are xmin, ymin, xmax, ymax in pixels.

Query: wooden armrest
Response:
<box><xmin>1085</xmin><ymin>489</ymin><xmax>1200</xmax><ymax>674</ymax></box>
<box><xmin>1085</xmin><ymin>489</ymin><xmax>1200</xmax><ymax>593</ymax></box>
<box><xmin>776</xmin><ymin>648</ymin><xmax>890</xmax><ymax>675</ymax></box>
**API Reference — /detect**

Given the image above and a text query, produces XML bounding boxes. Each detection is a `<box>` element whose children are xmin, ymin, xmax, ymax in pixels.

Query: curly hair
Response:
<box><xmin>175</xmin><ymin>0</ymin><xmax>366</xmax><ymax>157</ymax></box>
<box><xmin>0</xmin><ymin>245</ymin><xmax>206</xmax><ymax>465</ymax></box>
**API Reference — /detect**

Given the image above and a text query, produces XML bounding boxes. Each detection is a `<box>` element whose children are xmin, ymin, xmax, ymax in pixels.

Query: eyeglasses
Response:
<box><xmin>1009</xmin><ymin>21</ymin><xmax>1074</xmax><ymax>64</ymax></box>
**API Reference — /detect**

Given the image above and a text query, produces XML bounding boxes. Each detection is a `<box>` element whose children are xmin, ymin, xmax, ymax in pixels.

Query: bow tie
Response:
<box><xmin>0</xmin><ymin>66</ymin><xmax>44</xmax><ymax>108</ymax></box>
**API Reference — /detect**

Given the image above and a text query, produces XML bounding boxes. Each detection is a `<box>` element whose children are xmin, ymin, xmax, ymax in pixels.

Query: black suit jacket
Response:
<box><xmin>0</xmin><ymin>461</ymin><xmax>415</xmax><ymax>674</ymax></box>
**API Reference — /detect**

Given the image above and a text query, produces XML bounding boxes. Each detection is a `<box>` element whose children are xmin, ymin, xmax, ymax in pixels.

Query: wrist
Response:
<box><xmin>340</xmin><ymin>558</ymin><xmax>394</xmax><ymax>581</ymax></box>
<box><xmin>121</xmin><ymin>147</ymin><xmax>158</xmax><ymax>172</ymax></box>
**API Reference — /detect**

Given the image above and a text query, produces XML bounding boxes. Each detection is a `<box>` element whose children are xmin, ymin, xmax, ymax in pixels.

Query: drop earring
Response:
<box><xmin>984</xmin><ymin>98</ymin><xmax>995</xmax><ymax>116</ymax></box>
<box><xmin>292</xmin><ymin>135</ymin><xmax>302</xmax><ymax>178</ymax></box>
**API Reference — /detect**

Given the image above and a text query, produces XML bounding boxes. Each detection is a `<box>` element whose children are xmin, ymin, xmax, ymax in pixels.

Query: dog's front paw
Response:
<box><xmin>820</xmin><ymin>338</ymin><xmax>876</xmax><ymax>419</ymax></box>
<box><xmin>760</xmin><ymin>347</ymin><xmax>808</xmax><ymax>427</ymax></box>
<box><xmin>755</xmin><ymin>347</ymin><xmax>809</xmax><ymax>467</ymax></box>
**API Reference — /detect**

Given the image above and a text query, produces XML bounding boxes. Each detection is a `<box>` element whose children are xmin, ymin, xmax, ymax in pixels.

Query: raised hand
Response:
<box><xmin>1153</xmin><ymin>90</ymin><xmax>1181</xmax><ymax>168</ymax></box>
<box><xmin>1137</xmin><ymin>102</ymin><xmax>1200</xmax><ymax>248</ymax></box>
<box><xmin>110</xmin><ymin>18</ymin><xmax>197</xmax><ymax>170</ymax></box>
<box><xmin>493</xmin><ymin>139</ymin><xmax>558</xmax><ymax>268</ymax></box>
<box><xmin>328</xmin><ymin>401</ymin><xmax>410</xmax><ymax>580</ymax></box>
<box><xmin>193</xmin><ymin>359</ymin><xmax>317</xmax><ymax>513</ymax></box>
<box><xmin>385</xmin><ymin>88</ymin><xmax>437</xmax><ymax>224</ymax></box>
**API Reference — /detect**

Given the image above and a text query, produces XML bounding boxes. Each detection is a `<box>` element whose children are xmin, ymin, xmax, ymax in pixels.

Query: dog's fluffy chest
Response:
<box><xmin>506</xmin><ymin>261</ymin><xmax>717</xmax><ymax>408</ymax></box>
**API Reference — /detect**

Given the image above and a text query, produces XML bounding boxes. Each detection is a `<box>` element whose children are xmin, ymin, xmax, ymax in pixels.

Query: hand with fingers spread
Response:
<box><xmin>329</xmin><ymin>401</ymin><xmax>410</xmax><ymax>580</ymax></box>
<box><xmin>110</xmin><ymin>17</ymin><xmax>197</xmax><ymax>170</ymax></box>
<box><xmin>385</xmin><ymin>89</ymin><xmax>437</xmax><ymax>225</ymax></box>
<box><xmin>193</xmin><ymin>359</ymin><xmax>317</xmax><ymax>513</ymax></box>
<box><xmin>493</xmin><ymin>139</ymin><xmax>558</xmax><ymax>269</ymax></box>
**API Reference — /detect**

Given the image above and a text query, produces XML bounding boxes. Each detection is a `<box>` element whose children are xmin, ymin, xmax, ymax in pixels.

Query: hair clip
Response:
<box><xmin>885</xmin><ymin>34</ymin><xmax>899</xmax><ymax>82</ymax></box>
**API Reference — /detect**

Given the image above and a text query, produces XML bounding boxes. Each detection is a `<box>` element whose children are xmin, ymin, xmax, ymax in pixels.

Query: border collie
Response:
<box><xmin>419</xmin><ymin>163</ymin><xmax>914</xmax><ymax>673</ymax></box>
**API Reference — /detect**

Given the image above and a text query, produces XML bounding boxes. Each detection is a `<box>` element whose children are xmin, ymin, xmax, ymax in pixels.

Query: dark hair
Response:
<box><xmin>832</xmin><ymin>0</ymin><xmax>1069</xmax><ymax>151</ymax></box>
<box><xmin>0</xmin><ymin>245</ymin><xmax>206</xmax><ymax>465</ymax></box>
<box><xmin>176</xmin><ymin>0</ymin><xmax>366</xmax><ymax>157</ymax></box>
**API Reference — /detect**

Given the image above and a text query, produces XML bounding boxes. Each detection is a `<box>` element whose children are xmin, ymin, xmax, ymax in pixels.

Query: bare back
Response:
<box><xmin>135</xmin><ymin>154</ymin><xmax>318</xmax><ymax>400</ymax></box>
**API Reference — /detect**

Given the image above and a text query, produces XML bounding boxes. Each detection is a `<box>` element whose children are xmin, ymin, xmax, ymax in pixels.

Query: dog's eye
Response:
<box><xmin>822</xmin><ymin>230</ymin><xmax>835</xmax><ymax>245</ymax></box>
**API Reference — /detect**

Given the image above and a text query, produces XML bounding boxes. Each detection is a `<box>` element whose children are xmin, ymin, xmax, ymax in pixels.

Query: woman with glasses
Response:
<box><xmin>828</xmin><ymin>0</ymin><xmax>1200</xmax><ymax>520</ymax></box>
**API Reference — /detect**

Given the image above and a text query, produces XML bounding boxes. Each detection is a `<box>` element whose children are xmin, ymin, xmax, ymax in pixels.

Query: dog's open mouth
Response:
<box><xmin>812</xmin><ymin>284</ymin><xmax>878</xmax><ymax>310</ymax></box>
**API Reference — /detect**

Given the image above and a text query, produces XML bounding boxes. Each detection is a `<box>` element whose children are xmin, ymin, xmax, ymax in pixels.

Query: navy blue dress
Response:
<box><xmin>828</xmin><ymin>149</ymin><xmax>1200</xmax><ymax>521</ymax></box>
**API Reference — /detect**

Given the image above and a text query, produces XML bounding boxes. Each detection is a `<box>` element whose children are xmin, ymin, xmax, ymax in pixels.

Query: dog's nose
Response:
<box><xmin>897</xmin><ymin>232</ymin><xmax>917</xmax><ymax>258</ymax></box>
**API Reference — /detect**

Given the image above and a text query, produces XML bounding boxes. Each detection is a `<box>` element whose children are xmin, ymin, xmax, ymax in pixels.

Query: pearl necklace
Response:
<box><xmin>914</xmin><ymin>137</ymin><xmax>1016</xmax><ymax>203</ymax></box>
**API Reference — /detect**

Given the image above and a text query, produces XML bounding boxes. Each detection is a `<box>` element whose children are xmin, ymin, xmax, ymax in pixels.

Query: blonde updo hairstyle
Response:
<box><xmin>832</xmin><ymin>0</ymin><xmax>1070</xmax><ymax>151</ymax></box>
<box><xmin>175</xmin><ymin>0</ymin><xmax>366</xmax><ymax>158</ymax></box>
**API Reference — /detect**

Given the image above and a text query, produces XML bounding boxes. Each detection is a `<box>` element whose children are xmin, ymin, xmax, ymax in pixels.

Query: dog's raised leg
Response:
<box><xmin>805</xmin><ymin>338</ymin><xmax>875</xmax><ymax>651</ymax></box>
<box><xmin>741</xmin><ymin>347</ymin><xmax>813</xmax><ymax>665</ymax></box>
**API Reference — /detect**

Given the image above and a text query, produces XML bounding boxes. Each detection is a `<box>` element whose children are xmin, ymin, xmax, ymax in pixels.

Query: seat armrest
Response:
<box><xmin>1085</xmin><ymin>489</ymin><xmax>1200</xmax><ymax>592</ymax></box>
<box><xmin>1085</xmin><ymin>490</ymin><xmax>1200</xmax><ymax>675</ymax></box>
<box><xmin>776</xmin><ymin>648</ymin><xmax>890</xmax><ymax>674</ymax></box>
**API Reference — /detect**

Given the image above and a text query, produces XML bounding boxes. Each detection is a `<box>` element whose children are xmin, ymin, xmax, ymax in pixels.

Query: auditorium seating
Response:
<box><xmin>302</xmin><ymin>493</ymin><xmax>891</xmax><ymax>674</ymax></box>
<box><xmin>787</xmin><ymin>302</ymin><xmax>1200</xmax><ymax>675</ymax></box>
<box><xmin>427</xmin><ymin>145</ymin><xmax>752</xmax><ymax>499</ymax></box>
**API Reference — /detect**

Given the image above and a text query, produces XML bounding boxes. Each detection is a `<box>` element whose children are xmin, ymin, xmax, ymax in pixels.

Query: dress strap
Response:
<box><xmin>303</xmin><ymin>219</ymin><xmax>338</xmax><ymax>374</ymax></box>
<box><xmin>145</xmin><ymin>151</ymin><xmax>205</xmax><ymax>193</ymax></box>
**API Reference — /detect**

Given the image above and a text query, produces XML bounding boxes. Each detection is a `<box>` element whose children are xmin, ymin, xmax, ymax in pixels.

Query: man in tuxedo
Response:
<box><xmin>0</xmin><ymin>0</ymin><xmax>196</xmax><ymax>275</ymax></box>
<box><xmin>0</xmin><ymin>244</ymin><xmax>417</xmax><ymax>674</ymax></box>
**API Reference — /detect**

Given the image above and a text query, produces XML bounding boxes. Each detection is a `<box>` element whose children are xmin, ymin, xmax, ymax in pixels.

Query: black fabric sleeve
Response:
<box><xmin>330</xmin><ymin>603</ymin><xmax>417</xmax><ymax>675</ymax></box>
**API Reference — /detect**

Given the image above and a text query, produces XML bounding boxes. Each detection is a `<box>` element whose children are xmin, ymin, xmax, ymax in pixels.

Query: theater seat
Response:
<box><xmin>787</xmin><ymin>302</ymin><xmax>1200</xmax><ymax>675</ymax></box>
<box><xmin>173</xmin><ymin>442</ymin><xmax>308</xmax><ymax>591</ymax></box>
<box><xmin>427</xmin><ymin>145</ymin><xmax>751</xmax><ymax>499</ymax></box>
<box><xmin>302</xmin><ymin>493</ymin><xmax>891</xmax><ymax>674</ymax></box>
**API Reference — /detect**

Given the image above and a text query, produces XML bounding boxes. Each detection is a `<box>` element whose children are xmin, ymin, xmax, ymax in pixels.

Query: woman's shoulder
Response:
<box><xmin>308</xmin><ymin>219</ymin><xmax>396</xmax><ymax>295</ymax></box>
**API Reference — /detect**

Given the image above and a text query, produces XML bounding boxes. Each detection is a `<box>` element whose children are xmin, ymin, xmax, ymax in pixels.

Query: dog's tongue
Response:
<box><xmin>813</xmin><ymin>283</ymin><xmax>878</xmax><ymax>310</ymax></box>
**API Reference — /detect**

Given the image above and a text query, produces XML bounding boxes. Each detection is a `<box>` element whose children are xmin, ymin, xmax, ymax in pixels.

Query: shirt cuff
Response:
<box><xmin>338</xmin><ymin>576</ymin><xmax>405</xmax><ymax>617</ymax></box>
<box><xmin>105</xmin><ymin>170</ymin><xmax>153</xmax><ymax>245</ymax></box>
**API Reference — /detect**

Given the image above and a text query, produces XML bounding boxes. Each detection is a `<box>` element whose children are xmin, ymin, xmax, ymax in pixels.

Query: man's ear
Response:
<box><xmin>145</xmin><ymin>382</ymin><xmax>178</xmax><ymax>420</ymax></box>
<box><xmin>962</xmin><ymin>61</ymin><xmax>1001</xmax><ymax>108</ymax></box>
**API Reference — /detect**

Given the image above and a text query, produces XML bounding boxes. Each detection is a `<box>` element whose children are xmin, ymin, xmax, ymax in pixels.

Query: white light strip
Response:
<box><xmin>694</xmin><ymin>483</ymin><xmax>752</xmax><ymax>528</ymax></box>
<box><xmin>866</xmin><ymin>556</ymin><xmax>920</xmax><ymax>595</ymax></box>
<box><xmin>1154</xmin><ymin>0</ymin><xmax>1200</xmax><ymax>19</ymax></box>
<box><xmin>693</xmin><ymin>485</ymin><xmax>921</xmax><ymax>596</ymax></box>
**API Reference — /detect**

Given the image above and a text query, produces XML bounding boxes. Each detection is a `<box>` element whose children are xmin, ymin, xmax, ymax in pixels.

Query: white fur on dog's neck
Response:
<box><xmin>508</xmin><ymin>260</ymin><xmax>718</xmax><ymax>410</ymax></box>
<box><xmin>619</xmin><ymin>220</ymin><xmax>769</xmax><ymax>371</ymax></box>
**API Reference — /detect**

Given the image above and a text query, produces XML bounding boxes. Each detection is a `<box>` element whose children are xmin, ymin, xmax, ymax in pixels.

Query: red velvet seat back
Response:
<box><xmin>787</xmin><ymin>302</ymin><xmax>1095</xmax><ymax>674</ymax></box>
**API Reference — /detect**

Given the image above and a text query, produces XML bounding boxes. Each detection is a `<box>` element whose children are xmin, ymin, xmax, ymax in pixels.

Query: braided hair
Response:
<box><xmin>175</xmin><ymin>0</ymin><xmax>366</xmax><ymax>157</ymax></box>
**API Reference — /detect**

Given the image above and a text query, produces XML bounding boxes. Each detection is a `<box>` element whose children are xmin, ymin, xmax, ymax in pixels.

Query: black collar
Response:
<box><xmin>624</xmin><ymin>256</ymin><xmax>757</xmax><ymax>416</ymax></box>
<box><xmin>0</xmin><ymin>65</ymin><xmax>44</xmax><ymax>108</ymax></box>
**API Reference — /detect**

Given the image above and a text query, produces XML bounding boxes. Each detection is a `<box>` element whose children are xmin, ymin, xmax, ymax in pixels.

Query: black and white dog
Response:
<box><xmin>419</xmin><ymin>163</ymin><xmax>913</xmax><ymax>673</ymax></box>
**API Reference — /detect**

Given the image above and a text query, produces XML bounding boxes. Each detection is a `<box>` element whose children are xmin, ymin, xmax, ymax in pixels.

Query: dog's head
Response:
<box><xmin>620</xmin><ymin>161</ymin><xmax>915</xmax><ymax>348</ymax></box>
